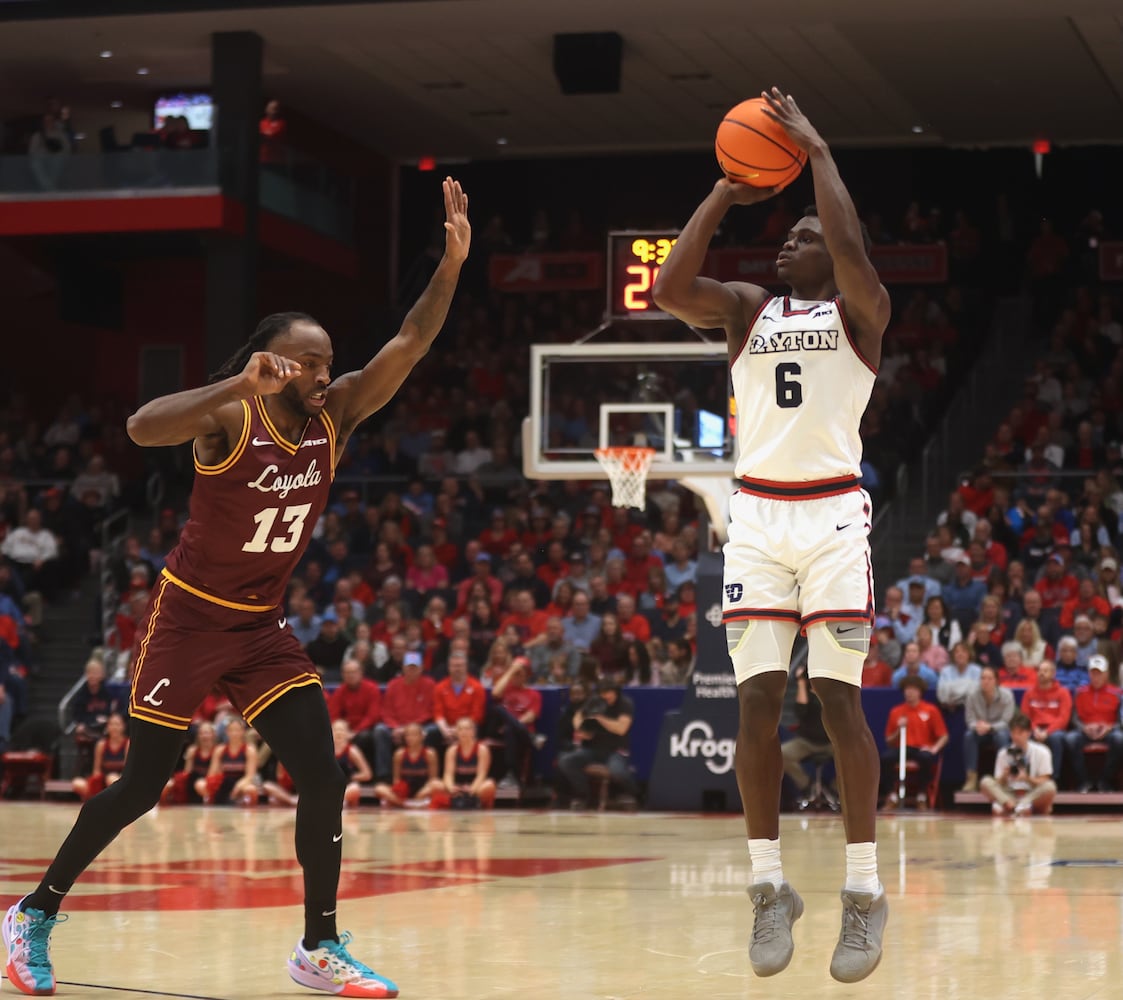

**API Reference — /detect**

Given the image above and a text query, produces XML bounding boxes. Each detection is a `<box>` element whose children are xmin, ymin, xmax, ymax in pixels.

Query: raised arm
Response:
<box><xmin>761</xmin><ymin>88</ymin><xmax>890</xmax><ymax>356</ymax></box>
<box><xmin>652</xmin><ymin>179</ymin><xmax>774</xmax><ymax>353</ymax></box>
<box><xmin>329</xmin><ymin>177</ymin><xmax>470</xmax><ymax>444</ymax></box>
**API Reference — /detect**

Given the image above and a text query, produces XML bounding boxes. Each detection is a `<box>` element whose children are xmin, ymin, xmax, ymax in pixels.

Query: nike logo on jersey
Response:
<box><xmin>278</xmin><ymin>617</ymin><xmax>287</xmax><ymax>630</ymax></box>
<box><xmin>251</xmin><ymin>437</ymin><xmax>273</xmax><ymax>447</ymax></box>
<box><xmin>836</xmin><ymin>523</ymin><xmax>851</xmax><ymax>531</ymax></box>
<box><xmin>332</xmin><ymin>833</ymin><xmax>343</xmax><ymax>843</ymax></box>
<box><xmin>837</xmin><ymin>626</ymin><xmax>858</xmax><ymax>634</ymax></box>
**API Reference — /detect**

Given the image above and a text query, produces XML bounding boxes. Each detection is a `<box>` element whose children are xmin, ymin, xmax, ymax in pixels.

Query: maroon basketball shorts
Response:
<box><xmin>129</xmin><ymin>574</ymin><xmax>321</xmax><ymax>731</ymax></box>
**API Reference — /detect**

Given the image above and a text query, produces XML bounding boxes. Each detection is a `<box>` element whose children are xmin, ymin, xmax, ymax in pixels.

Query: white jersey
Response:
<box><xmin>732</xmin><ymin>295</ymin><xmax>876</xmax><ymax>483</ymax></box>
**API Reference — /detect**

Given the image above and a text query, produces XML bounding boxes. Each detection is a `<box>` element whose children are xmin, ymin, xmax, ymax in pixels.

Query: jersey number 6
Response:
<box><xmin>774</xmin><ymin>362</ymin><xmax>803</xmax><ymax>408</ymax></box>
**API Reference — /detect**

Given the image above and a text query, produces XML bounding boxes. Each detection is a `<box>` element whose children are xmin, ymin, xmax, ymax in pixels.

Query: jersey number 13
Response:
<box><xmin>242</xmin><ymin>503</ymin><xmax>312</xmax><ymax>553</ymax></box>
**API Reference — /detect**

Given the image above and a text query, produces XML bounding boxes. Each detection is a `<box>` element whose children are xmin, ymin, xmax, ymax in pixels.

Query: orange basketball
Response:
<box><xmin>715</xmin><ymin>97</ymin><xmax>807</xmax><ymax>190</ymax></box>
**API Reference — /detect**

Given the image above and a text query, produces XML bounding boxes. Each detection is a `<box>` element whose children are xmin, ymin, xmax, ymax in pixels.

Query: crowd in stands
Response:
<box><xmin>856</xmin><ymin>281</ymin><xmax>1123</xmax><ymax>809</ymax></box>
<box><xmin>0</xmin><ymin>177</ymin><xmax>1118</xmax><ymax>812</ymax></box>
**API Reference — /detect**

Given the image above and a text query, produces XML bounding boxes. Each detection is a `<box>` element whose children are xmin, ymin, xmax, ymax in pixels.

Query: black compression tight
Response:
<box><xmin>26</xmin><ymin>684</ymin><xmax>346</xmax><ymax>949</ymax></box>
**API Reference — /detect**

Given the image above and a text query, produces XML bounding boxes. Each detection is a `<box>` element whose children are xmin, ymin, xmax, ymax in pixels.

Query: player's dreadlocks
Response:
<box><xmin>208</xmin><ymin>312</ymin><xmax>318</xmax><ymax>384</ymax></box>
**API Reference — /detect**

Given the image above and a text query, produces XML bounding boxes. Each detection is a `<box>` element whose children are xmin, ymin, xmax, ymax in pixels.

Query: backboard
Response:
<box><xmin>523</xmin><ymin>341</ymin><xmax>735</xmax><ymax>481</ymax></box>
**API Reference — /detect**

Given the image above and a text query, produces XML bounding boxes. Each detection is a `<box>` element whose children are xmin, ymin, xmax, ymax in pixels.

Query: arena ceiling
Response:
<box><xmin>0</xmin><ymin>0</ymin><xmax>1121</xmax><ymax>161</ymax></box>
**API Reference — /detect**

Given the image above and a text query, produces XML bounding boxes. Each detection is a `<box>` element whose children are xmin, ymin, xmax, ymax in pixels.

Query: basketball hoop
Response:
<box><xmin>594</xmin><ymin>446</ymin><xmax>656</xmax><ymax>510</ymax></box>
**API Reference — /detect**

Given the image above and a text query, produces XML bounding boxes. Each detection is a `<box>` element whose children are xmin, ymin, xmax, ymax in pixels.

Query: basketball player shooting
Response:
<box><xmin>653</xmin><ymin>89</ymin><xmax>890</xmax><ymax>983</ymax></box>
<box><xmin>2</xmin><ymin>177</ymin><xmax>470</xmax><ymax>999</ymax></box>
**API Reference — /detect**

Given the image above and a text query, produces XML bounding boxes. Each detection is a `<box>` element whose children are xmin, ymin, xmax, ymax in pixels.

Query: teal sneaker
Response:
<box><xmin>288</xmin><ymin>930</ymin><xmax>399</xmax><ymax>997</ymax></box>
<box><xmin>3</xmin><ymin>898</ymin><xmax>68</xmax><ymax>996</ymax></box>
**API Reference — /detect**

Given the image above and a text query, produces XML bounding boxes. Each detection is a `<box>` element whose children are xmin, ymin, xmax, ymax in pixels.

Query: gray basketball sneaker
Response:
<box><xmin>829</xmin><ymin>889</ymin><xmax>888</xmax><ymax>983</ymax></box>
<box><xmin>747</xmin><ymin>881</ymin><xmax>804</xmax><ymax>977</ymax></box>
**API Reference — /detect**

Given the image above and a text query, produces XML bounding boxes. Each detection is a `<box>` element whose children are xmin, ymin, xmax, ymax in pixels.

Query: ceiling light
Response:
<box><xmin>110</xmin><ymin>100</ymin><xmax>123</xmax><ymax>108</ymax></box>
<box><xmin>496</xmin><ymin>137</ymin><xmax>509</xmax><ymax>146</ymax></box>
<box><xmin>100</xmin><ymin>50</ymin><xmax>113</xmax><ymax>59</ymax></box>
<box><xmin>911</xmin><ymin>125</ymin><xmax>924</xmax><ymax>134</ymax></box>
<box><xmin>137</xmin><ymin>67</ymin><xmax>149</xmax><ymax>76</ymax></box>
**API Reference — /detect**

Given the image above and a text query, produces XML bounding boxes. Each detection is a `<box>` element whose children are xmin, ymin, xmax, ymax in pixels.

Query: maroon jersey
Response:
<box><xmin>163</xmin><ymin>396</ymin><xmax>336</xmax><ymax>610</ymax></box>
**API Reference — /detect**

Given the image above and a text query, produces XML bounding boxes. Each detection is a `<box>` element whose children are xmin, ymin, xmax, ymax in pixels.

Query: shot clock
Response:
<box><xmin>607</xmin><ymin>231</ymin><xmax>679</xmax><ymax>320</ymax></box>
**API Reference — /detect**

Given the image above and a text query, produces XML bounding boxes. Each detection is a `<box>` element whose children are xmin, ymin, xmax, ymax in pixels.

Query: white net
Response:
<box><xmin>594</xmin><ymin>447</ymin><xmax>656</xmax><ymax>510</ymax></box>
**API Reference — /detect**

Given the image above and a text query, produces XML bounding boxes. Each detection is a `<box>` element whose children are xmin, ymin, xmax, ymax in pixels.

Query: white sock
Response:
<box><xmin>844</xmin><ymin>841</ymin><xmax>881</xmax><ymax>895</ymax></box>
<box><xmin>748</xmin><ymin>838</ymin><xmax>784</xmax><ymax>890</ymax></box>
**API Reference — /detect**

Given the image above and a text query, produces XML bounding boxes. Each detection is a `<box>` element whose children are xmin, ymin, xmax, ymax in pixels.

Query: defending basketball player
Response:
<box><xmin>653</xmin><ymin>89</ymin><xmax>890</xmax><ymax>983</ymax></box>
<box><xmin>2</xmin><ymin>177</ymin><xmax>469</xmax><ymax>999</ymax></box>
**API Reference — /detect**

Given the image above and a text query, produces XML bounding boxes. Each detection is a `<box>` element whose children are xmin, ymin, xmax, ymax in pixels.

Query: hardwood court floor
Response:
<box><xmin>1</xmin><ymin>803</ymin><xmax>1120</xmax><ymax>999</ymax></box>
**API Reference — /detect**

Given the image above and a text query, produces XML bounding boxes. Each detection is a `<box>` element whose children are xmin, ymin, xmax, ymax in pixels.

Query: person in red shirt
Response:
<box><xmin>971</xmin><ymin>520</ymin><xmax>1007</xmax><ymax>573</ymax></box>
<box><xmin>1021</xmin><ymin>658</ymin><xmax>1072</xmax><ymax>779</ymax></box>
<box><xmin>373</xmin><ymin>652</ymin><xmax>437</xmax><ymax>783</ymax></box>
<box><xmin>1034</xmin><ymin>553</ymin><xmax>1080</xmax><ymax>609</ymax></box>
<box><xmin>861</xmin><ymin>646</ymin><xmax>893</xmax><ymax>687</ymax></box>
<box><xmin>1065</xmin><ymin>655</ymin><xmax>1123</xmax><ymax>791</ymax></box>
<box><xmin>603</xmin><ymin>558</ymin><xmax>636</xmax><ymax>599</ymax></box>
<box><xmin>1059</xmin><ymin>577</ymin><xmax>1112</xmax><ymax>630</ymax></box>
<box><xmin>478</xmin><ymin>509</ymin><xmax>519</xmax><ymax>559</ymax></box>
<box><xmin>258</xmin><ymin>98</ymin><xmax>287</xmax><ymax>164</ymax></box>
<box><xmin>623</xmin><ymin>533</ymin><xmax>662</xmax><ymax>594</ymax></box>
<box><xmin>880</xmin><ymin>676</ymin><xmax>948</xmax><ymax>808</ymax></box>
<box><xmin>419</xmin><ymin>594</ymin><xmax>455</xmax><ymax>666</ymax></box>
<box><xmin>455</xmin><ymin>548</ymin><xmax>504</xmax><ymax>616</ymax></box>
<box><xmin>499</xmin><ymin>589</ymin><xmax>549</xmax><ymax>644</ymax></box>
<box><xmin>996</xmin><ymin>645</ymin><xmax>1037</xmax><ymax>688</ymax></box>
<box><xmin>613</xmin><ymin>592</ymin><xmax>651</xmax><ymax>645</ymax></box>
<box><xmin>957</xmin><ymin>468</ymin><xmax>995</xmax><ymax>518</ymax></box>
<box><xmin>327</xmin><ymin>658</ymin><xmax>382</xmax><ymax>768</ymax></box>
<box><xmin>433</xmin><ymin>650</ymin><xmax>486</xmax><ymax>742</ymax></box>
<box><xmin>429</xmin><ymin>518</ymin><xmax>459</xmax><ymax>571</ymax></box>
<box><xmin>489</xmin><ymin>657</ymin><xmax>543</xmax><ymax>791</ymax></box>
<box><xmin>609</xmin><ymin>507</ymin><xmax>643</xmax><ymax>554</ymax></box>
<box><xmin>519</xmin><ymin>508</ymin><xmax>553</xmax><ymax>555</ymax></box>
<box><xmin>536</xmin><ymin>540</ymin><xmax>571</xmax><ymax>595</ymax></box>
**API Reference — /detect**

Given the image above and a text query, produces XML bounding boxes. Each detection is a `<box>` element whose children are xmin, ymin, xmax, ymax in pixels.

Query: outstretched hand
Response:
<box><xmin>240</xmin><ymin>351</ymin><xmax>302</xmax><ymax>396</ymax></box>
<box><xmin>760</xmin><ymin>87</ymin><xmax>824</xmax><ymax>153</ymax></box>
<box><xmin>713</xmin><ymin>176</ymin><xmax>779</xmax><ymax>206</ymax></box>
<box><xmin>442</xmin><ymin>176</ymin><xmax>471</xmax><ymax>264</ymax></box>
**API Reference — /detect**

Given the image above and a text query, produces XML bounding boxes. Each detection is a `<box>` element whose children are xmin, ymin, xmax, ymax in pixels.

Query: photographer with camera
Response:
<box><xmin>556</xmin><ymin>681</ymin><xmax>638</xmax><ymax>809</ymax></box>
<box><xmin>980</xmin><ymin>713</ymin><xmax>1057</xmax><ymax>816</ymax></box>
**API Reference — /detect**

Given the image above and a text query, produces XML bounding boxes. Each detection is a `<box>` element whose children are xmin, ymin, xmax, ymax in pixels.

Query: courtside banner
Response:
<box><xmin>706</xmin><ymin>243</ymin><xmax>948</xmax><ymax>284</ymax></box>
<box><xmin>1100</xmin><ymin>243</ymin><xmax>1123</xmax><ymax>281</ymax></box>
<box><xmin>489</xmin><ymin>252</ymin><xmax>603</xmax><ymax>292</ymax></box>
<box><xmin>647</xmin><ymin>550</ymin><xmax>743</xmax><ymax>811</ymax></box>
